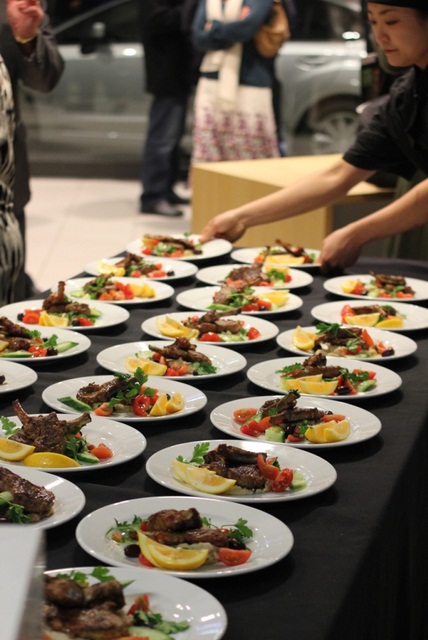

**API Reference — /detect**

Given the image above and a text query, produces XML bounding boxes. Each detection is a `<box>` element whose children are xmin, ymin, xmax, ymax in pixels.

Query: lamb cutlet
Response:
<box><xmin>43</xmin><ymin>280</ymin><xmax>92</xmax><ymax>316</ymax></box>
<box><xmin>314</xmin><ymin>325</ymin><xmax>367</xmax><ymax>350</ymax></box>
<box><xmin>349</xmin><ymin>304</ymin><xmax>398</xmax><ymax>317</ymax></box>
<box><xmin>148</xmin><ymin>337</ymin><xmax>212</xmax><ymax>364</ymax></box>
<box><xmin>76</xmin><ymin>375</ymin><xmax>134</xmax><ymax>406</ymax></box>
<box><xmin>184</xmin><ymin>309</ymin><xmax>243</xmax><ymax>337</ymax></box>
<box><xmin>202</xmin><ymin>444</ymin><xmax>268</xmax><ymax>492</ymax></box>
<box><xmin>144</xmin><ymin>234</ymin><xmax>202</xmax><ymax>254</ymax></box>
<box><xmin>0</xmin><ymin>316</ymin><xmax>35</xmax><ymax>351</ymax></box>
<box><xmin>9</xmin><ymin>399</ymin><xmax>91</xmax><ymax>454</ymax></box>
<box><xmin>0</xmin><ymin>466</ymin><xmax>55</xmax><ymax>521</ymax></box>
<box><xmin>273</xmin><ymin>240</ymin><xmax>309</xmax><ymax>257</ymax></box>
<box><xmin>114</xmin><ymin>252</ymin><xmax>171</xmax><ymax>275</ymax></box>
<box><xmin>258</xmin><ymin>391</ymin><xmax>331</xmax><ymax>440</ymax></box>
<box><xmin>225</xmin><ymin>264</ymin><xmax>271</xmax><ymax>286</ymax></box>
<box><xmin>44</xmin><ymin>575</ymin><xmax>129</xmax><ymax>640</ymax></box>
<box><xmin>370</xmin><ymin>271</ymin><xmax>415</xmax><ymax>294</ymax></box>
<box><xmin>142</xmin><ymin>507</ymin><xmax>246</xmax><ymax>549</ymax></box>
<box><xmin>286</xmin><ymin>353</ymin><xmax>343</xmax><ymax>379</ymax></box>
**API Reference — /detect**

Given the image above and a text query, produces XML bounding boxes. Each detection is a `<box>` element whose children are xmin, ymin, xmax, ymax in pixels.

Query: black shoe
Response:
<box><xmin>168</xmin><ymin>191</ymin><xmax>191</xmax><ymax>205</ymax></box>
<box><xmin>140</xmin><ymin>199</ymin><xmax>183</xmax><ymax>217</ymax></box>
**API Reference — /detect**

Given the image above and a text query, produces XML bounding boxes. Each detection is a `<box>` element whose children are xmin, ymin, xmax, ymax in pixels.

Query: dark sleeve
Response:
<box><xmin>139</xmin><ymin>0</ymin><xmax>183</xmax><ymax>36</ymax></box>
<box><xmin>343</xmin><ymin>99</ymin><xmax>417</xmax><ymax>181</ymax></box>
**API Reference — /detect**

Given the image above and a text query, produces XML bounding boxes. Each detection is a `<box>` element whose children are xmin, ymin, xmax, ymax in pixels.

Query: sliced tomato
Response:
<box><xmin>353</xmin><ymin>369</ymin><xmax>376</xmax><ymax>380</ymax></box>
<box><xmin>242</xmin><ymin>303</ymin><xmax>258</xmax><ymax>312</ymax></box>
<box><xmin>200</xmin><ymin>332</ymin><xmax>221</xmax><ymax>342</ymax></box>
<box><xmin>94</xmin><ymin>402</ymin><xmax>113</xmax><ymax>417</ymax></box>
<box><xmin>341</xmin><ymin>304</ymin><xmax>354</xmax><ymax>320</ymax></box>
<box><xmin>361</xmin><ymin>329</ymin><xmax>374</xmax><ymax>347</ymax></box>
<box><xmin>218</xmin><ymin>548</ymin><xmax>252</xmax><ymax>566</ymax></box>
<box><xmin>130</xmin><ymin>270</ymin><xmax>142</xmax><ymax>277</ymax></box>
<box><xmin>127</xmin><ymin>594</ymin><xmax>150</xmax><ymax>615</ymax></box>
<box><xmin>321</xmin><ymin>413</ymin><xmax>346</xmax><ymax>423</ymax></box>
<box><xmin>27</xmin><ymin>345</ymin><xmax>48</xmax><ymax>357</ymax></box>
<box><xmin>133</xmin><ymin>395</ymin><xmax>151</xmax><ymax>416</ymax></box>
<box><xmin>22</xmin><ymin>310</ymin><xmax>41</xmax><ymax>324</ymax></box>
<box><xmin>141</xmin><ymin>247</ymin><xmax>153</xmax><ymax>255</ymax></box>
<box><xmin>90</xmin><ymin>443</ymin><xmax>113</xmax><ymax>459</ymax></box>
<box><xmin>138</xmin><ymin>552</ymin><xmax>154</xmax><ymax>567</ymax></box>
<box><xmin>271</xmin><ymin>468</ymin><xmax>293</xmax><ymax>492</ymax></box>
<box><xmin>76</xmin><ymin>316</ymin><xmax>94</xmax><ymax>326</ymax></box>
<box><xmin>247</xmin><ymin>327</ymin><xmax>261</xmax><ymax>340</ymax></box>
<box><xmin>240</xmin><ymin>421</ymin><xmax>263</xmax><ymax>437</ymax></box>
<box><xmin>148</xmin><ymin>269</ymin><xmax>167</xmax><ymax>278</ymax></box>
<box><xmin>233</xmin><ymin>408</ymin><xmax>257</xmax><ymax>424</ymax></box>
<box><xmin>257</xmin><ymin>453</ymin><xmax>279</xmax><ymax>480</ymax></box>
<box><xmin>257</xmin><ymin>416</ymin><xmax>272</xmax><ymax>432</ymax></box>
<box><xmin>396</xmin><ymin>291</ymin><xmax>414</xmax><ymax>299</ymax></box>
<box><xmin>257</xmin><ymin>299</ymin><xmax>272</xmax><ymax>310</ymax></box>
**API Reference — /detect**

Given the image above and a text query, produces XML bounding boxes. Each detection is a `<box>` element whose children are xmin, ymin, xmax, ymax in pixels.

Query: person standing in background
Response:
<box><xmin>139</xmin><ymin>0</ymin><xmax>197</xmax><ymax>218</ymax></box>
<box><xmin>191</xmin><ymin>0</ymin><xmax>280</xmax><ymax>165</ymax></box>
<box><xmin>0</xmin><ymin>0</ymin><xmax>64</xmax><ymax>300</ymax></box>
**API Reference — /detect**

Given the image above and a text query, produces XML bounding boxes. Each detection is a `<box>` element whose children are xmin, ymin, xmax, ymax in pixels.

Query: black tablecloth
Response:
<box><xmin>4</xmin><ymin>256</ymin><xmax>428</xmax><ymax>640</ymax></box>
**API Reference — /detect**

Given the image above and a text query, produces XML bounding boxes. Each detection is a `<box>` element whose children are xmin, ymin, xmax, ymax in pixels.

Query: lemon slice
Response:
<box><xmin>292</xmin><ymin>326</ymin><xmax>316</xmax><ymax>351</ymax></box>
<box><xmin>125</xmin><ymin>356</ymin><xmax>167</xmax><ymax>376</ymax></box>
<box><xmin>344</xmin><ymin>313</ymin><xmax>380</xmax><ymax>327</ymax></box>
<box><xmin>266</xmin><ymin>254</ymin><xmax>305</xmax><ymax>266</ymax></box>
<box><xmin>375</xmin><ymin>317</ymin><xmax>403</xmax><ymax>329</ymax></box>
<box><xmin>23</xmin><ymin>452</ymin><xmax>80</xmax><ymax>468</ymax></box>
<box><xmin>283</xmin><ymin>374</ymin><xmax>322</xmax><ymax>392</ymax></box>
<box><xmin>137</xmin><ymin>531</ymin><xmax>209</xmax><ymax>570</ymax></box>
<box><xmin>261</xmin><ymin>290</ymin><xmax>289</xmax><ymax>307</ymax></box>
<box><xmin>0</xmin><ymin>340</ymin><xmax>9</xmax><ymax>352</ymax></box>
<box><xmin>262</xmin><ymin>256</ymin><xmax>290</xmax><ymax>274</ymax></box>
<box><xmin>130</xmin><ymin>282</ymin><xmax>156</xmax><ymax>298</ymax></box>
<box><xmin>96</xmin><ymin>260</ymin><xmax>125</xmax><ymax>276</ymax></box>
<box><xmin>304</xmin><ymin>422</ymin><xmax>329</xmax><ymax>443</ymax></box>
<box><xmin>298</xmin><ymin>379</ymin><xmax>339</xmax><ymax>396</ymax></box>
<box><xmin>39</xmin><ymin>311</ymin><xmax>69</xmax><ymax>327</ymax></box>
<box><xmin>184</xmin><ymin>465</ymin><xmax>236</xmax><ymax>494</ymax></box>
<box><xmin>150</xmin><ymin>392</ymin><xmax>169</xmax><ymax>416</ymax></box>
<box><xmin>165</xmin><ymin>392</ymin><xmax>185</xmax><ymax>414</ymax></box>
<box><xmin>171</xmin><ymin>459</ymin><xmax>191</xmax><ymax>483</ymax></box>
<box><xmin>155</xmin><ymin>316</ymin><xmax>198</xmax><ymax>339</ymax></box>
<box><xmin>0</xmin><ymin>438</ymin><xmax>35</xmax><ymax>461</ymax></box>
<box><xmin>341</xmin><ymin>279</ymin><xmax>359</xmax><ymax>293</ymax></box>
<box><xmin>323</xmin><ymin>419</ymin><xmax>351</xmax><ymax>442</ymax></box>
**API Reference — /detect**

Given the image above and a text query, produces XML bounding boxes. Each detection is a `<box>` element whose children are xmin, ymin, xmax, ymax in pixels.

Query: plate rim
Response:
<box><xmin>0</xmin><ymin>360</ymin><xmax>38</xmax><ymax>392</ymax></box>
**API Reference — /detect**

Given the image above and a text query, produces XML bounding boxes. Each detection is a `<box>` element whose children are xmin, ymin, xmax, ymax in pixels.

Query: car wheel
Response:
<box><xmin>309</xmin><ymin>98</ymin><xmax>359</xmax><ymax>155</ymax></box>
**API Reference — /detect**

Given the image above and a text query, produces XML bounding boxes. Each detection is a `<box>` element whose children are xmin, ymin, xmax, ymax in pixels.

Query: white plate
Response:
<box><xmin>96</xmin><ymin>340</ymin><xmax>247</xmax><ymax>380</ymax></box>
<box><xmin>0</xmin><ymin>299</ymin><xmax>130</xmax><ymax>331</ymax></box>
<box><xmin>127</xmin><ymin>235</ymin><xmax>232</xmax><ymax>261</ymax></box>
<box><xmin>3</xmin><ymin>466</ymin><xmax>85</xmax><ymax>529</ymax></box>
<box><xmin>176</xmin><ymin>286</ymin><xmax>303</xmax><ymax>315</ymax></box>
<box><xmin>247</xmin><ymin>356</ymin><xmax>402</xmax><ymax>399</ymax></box>
<box><xmin>0</xmin><ymin>361</ymin><xmax>37</xmax><ymax>393</ymax></box>
<box><xmin>0</xmin><ymin>414</ymin><xmax>147</xmax><ymax>472</ymax></box>
<box><xmin>42</xmin><ymin>375</ymin><xmax>208</xmax><ymax>422</ymax></box>
<box><xmin>84</xmin><ymin>255</ymin><xmax>198</xmax><ymax>281</ymax></box>
<box><xmin>323</xmin><ymin>274</ymin><xmax>428</xmax><ymax>301</ymax></box>
<box><xmin>311</xmin><ymin>300</ymin><xmax>428</xmax><ymax>332</ymax></box>
<box><xmin>146</xmin><ymin>439</ymin><xmax>337</xmax><ymax>503</ymax></box>
<box><xmin>276</xmin><ymin>325</ymin><xmax>418</xmax><ymax>361</ymax></box>
<box><xmin>60</xmin><ymin>277</ymin><xmax>175</xmax><ymax>305</ymax></box>
<box><xmin>195</xmin><ymin>263</ymin><xmax>314</xmax><ymax>289</ymax></box>
<box><xmin>76</xmin><ymin>495</ymin><xmax>293</xmax><ymax>578</ymax></box>
<box><xmin>0</xmin><ymin>326</ymin><xmax>91</xmax><ymax>362</ymax></box>
<box><xmin>45</xmin><ymin>565</ymin><xmax>227</xmax><ymax>639</ymax></box>
<box><xmin>231</xmin><ymin>246</ymin><xmax>320</xmax><ymax>268</ymax></box>
<box><xmin>276</xmin><ymin>325</ymin><xmax>418</xmax><ymax>362</ymax></box>
<box><xmin>142</xmin><ymin>312</ymin><xmax>280</xmax><ymax>346</ymax></box>
<box><xmin>210</xmin><ymin>396</ymin><xmax>382</xmax><ymax>448</ymax></box>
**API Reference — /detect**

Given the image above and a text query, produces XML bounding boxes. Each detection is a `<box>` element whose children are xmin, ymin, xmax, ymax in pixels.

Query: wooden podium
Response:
<box><xmin>191</xmin><ymin>155</ymin><xmax>394</xmax><ymax>248</ymax></box>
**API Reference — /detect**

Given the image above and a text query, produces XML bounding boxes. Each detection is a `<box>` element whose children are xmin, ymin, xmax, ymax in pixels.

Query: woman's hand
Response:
<box><xmin>7</xmin><ymin>0</ymin><xmax>43</xmax><ymax>42</ymax></box>
<box><xmin>319</xmin><ymin>225</ymin><xmax>363</xmax><ymax>273</ymax></box>
<box><xmin>199</xmin><ymin>209</ymin><xmax>247</xmax><ymax>243</ymax></box>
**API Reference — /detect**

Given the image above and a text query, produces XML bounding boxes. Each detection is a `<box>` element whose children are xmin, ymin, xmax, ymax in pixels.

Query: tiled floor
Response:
<box><xmin>25</xmin><ymin>178</ymin><xmax>191</xmax><ymax>293</ymax></box>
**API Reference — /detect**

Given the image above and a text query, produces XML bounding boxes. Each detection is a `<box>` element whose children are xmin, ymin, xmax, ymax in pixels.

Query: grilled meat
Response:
<box><xmin>314</xmin><ymin>326</ymin><xmax>365</xmax><ymax>349</ymax></box>
<box><xmin>148</xmin><ymin>337</ymin><xmax>212</xmax><ymax>364</ymax></box>
<box><xmin>0</xmin><ymin>316</ymin><xmax>32</xmax><ymax>338</ymax></box>
<box><xmin>274</xmin><ymin>240</ymin><xmax>307</xmax><ymax>256</ymax></box>
<box><xmin>44</xmin><ymin>576</ymin><xmax>129</xmax><ymax>640</ymax></box>
<box><xmin>9</xmin><ymin>400</ymin><xmax>91</xmax><ymax>453</ymax></box>
<box><xmin>350</xmin><ymin>304</ymin><xmax>397</xmax><ymax>317</ymax></box>
<box><xmin>370</xmin><ymin>271</ymin><xmax>415</xmax><ymax>294</ymax></box>
<box><xmin>183</xmin><ymin>309</ymin><xmax>243</xmax><ymax>336</ymax></box>
<box><xmin>225</xmin><ymin>264</ymin><xmax>270</xmax><ymax>286</ymax></box>
<box><xmin>43</xmin><ymin>281</ymin><xmax>92</xmax><ymax>316</ymax></box>
<box><xmin>0</xmin><ymin>466</ymin><xmax>55</xmax><ymax>521</ymax></box>
<box><xmin>212</xmin><ymin>284</ymin><xmax>248</xmax><ymax>307</ymax></box>
<box><xmin>146</xmin><ymin>507</ymin><xmax>203</xmax><ymax>532</ymax></box>
<box><xmin>144</xmin><ymin>234</ymin><xmax>202</xmax><ymax>254</ymax></box>
<box><xmin>202</xmin><ymin>444</ymin><xmax>268</xmax><ymax>491</ymax></box>
<box><xmin>76</xmin><ymin>376</ymin><xmax>133</xmax><ymax>406</ymax></box>
<box><xmin>146</xmin><ymin>527</ymin><xmax>246</xmax><ymax>549</ymax></box>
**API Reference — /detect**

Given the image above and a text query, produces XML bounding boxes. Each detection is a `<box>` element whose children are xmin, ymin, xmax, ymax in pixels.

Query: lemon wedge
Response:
<box><xmin>130</xmin><ymin>282</ymin><xmax>156</xmax><ymax>298</ymax></box>
<box><xmin>375</xmin><ymin>317</ymin><xmax>403</xmax><ymax>329</ymax></box>
<box><xmin>184</xmin><ymin>465</ymin><xmax>236</xmax><ymax>494</ymax></box>
<box><xmin>261</xmin><ymin>290</ymin><xmax>289</xmax><ymax>307</ymax></box>
<box><xmin>125</xmin><ymin>356</ymin><xmax>167</xmax><ymax>376</ymax></box>
<box><xmin>298</xmin><ymin>379</ymin><xmax>339</xmax><ymax>396</ymax></box>
<box><xmin>0</xmin><ymin>340</ymin><xmax>9</xmax><ymax>352</ymax></box>
<box><xmin>23</xmin><ymin>452</ymin><xmax>80</xmax><ymax>468</ymax></box>
<box><xmin>266</xmin><ymin>253</ymin><xmax>305</xmax><ymax>266</ymax></box>
<box><xmin>344</xmin><ymin>313</ymin><xmax>380</xmax><ymax>327</ymax></box>
<box><xmin>282</xmin><ymin>374</ymin><xmax>322</xmax><ymax>392</ymax></box>
<box><xmin>171</xmin><ymin>459</ymin><xmax>191</xmax><ymax>483</ymax></box>
<box><xmin>137</xmin><ymin>532</ymin><xmax>209</xmax><ymax>570</ymax></box>
<box><xmin>304</xmin><ymin>422</ymin><xmax>329</xmax><ymax>444</ymax></box>
<box><xmin>0</xmin><ymin>438</ymin><xmax>35</xmax><ymax>461</ymax></box>
<box><xmin>323</xmin><ymin>419</ymin><xmax>351</xmax><ymax>442</ymax></box>
<box><xmin>262</xmin><ymin>256</ymin><xmax>291</xmax><ymax>274</ymax></box>
<box><xmin>149</xmin><ymin>393</ymin><xmax>169</xmax><ymax>416</ymax></box>
<box><xmin>292</xmin><ymin>326</ymin><xmax>316</xmax><ymax>351</ymax></box>
<box><xmin>341</xmin><ymin>279</ymin><xmax>359</xmax><ymax>293</ymax></box>
<box><xmin>96</xmin><ymin>260</ymin><xmax>125</xmax><ymax>277</ymax></box>
<box><xmin>155</xmin><ymin>316</ymin><xmax>198</xmax><ymax>339</ymax></box>
<box><xmin>39</xmin><ymin>311</ymin><xmax>69</xmax><ymax>327</ymax></box>
<box><xmin>165</xmin><ymin>392</ymin><xmax>185</xmax><ymax>414</ymax></box>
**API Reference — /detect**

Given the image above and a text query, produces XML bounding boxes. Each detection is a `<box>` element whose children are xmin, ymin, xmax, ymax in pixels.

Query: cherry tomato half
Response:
<box><xmin>233</xmin><ymin>408</ymin><xmax>258</xmax><ymax>424</ymax></box>
<box><xmin>218</xmin><ymin>548</ymin><xmax>252</xmax><ymax>566</ymax></box>
<box><xmin>271</xmin><ymin>468</ymin><xmax>293</xmax><ymax>492</ymax></box>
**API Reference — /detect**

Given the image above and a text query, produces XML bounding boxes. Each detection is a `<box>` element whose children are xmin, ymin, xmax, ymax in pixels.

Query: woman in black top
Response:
<box><xmin>199</xmin><ymin>1</ymin><xmax>428</xmax><ymax>272</ymax></box>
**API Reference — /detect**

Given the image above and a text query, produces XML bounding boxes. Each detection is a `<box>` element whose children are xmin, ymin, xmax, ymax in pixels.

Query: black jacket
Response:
<box><xmin>139</xmin><ymin>0</ymin><xmax>198</xmax><ymax>97</ymax></box>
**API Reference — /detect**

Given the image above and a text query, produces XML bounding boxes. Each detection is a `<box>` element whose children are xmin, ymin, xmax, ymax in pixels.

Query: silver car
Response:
<box><xmin>21</xmin><ymin>0</ymin><xmax>365</xmax><ymax>176</ymax></box>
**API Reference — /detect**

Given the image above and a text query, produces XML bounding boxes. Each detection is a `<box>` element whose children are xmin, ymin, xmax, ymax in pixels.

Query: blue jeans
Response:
<box><xmin>141</xmin><ymin>94</ymin><xmax>188</xmax><ymax>206</ymax></box>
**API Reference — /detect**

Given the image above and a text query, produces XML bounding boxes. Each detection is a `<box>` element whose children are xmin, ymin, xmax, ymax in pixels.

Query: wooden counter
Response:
<box><xmin>191</xmin><ymin>154</ymin><xmax>395</xmax><ymax>248</ymax></box>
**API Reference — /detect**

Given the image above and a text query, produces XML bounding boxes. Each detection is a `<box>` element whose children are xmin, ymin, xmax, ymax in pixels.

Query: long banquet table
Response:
<box><xmin>3</xmin><ymin>254</ymin><xmax>428</xmax><ymax>640</ymax></box>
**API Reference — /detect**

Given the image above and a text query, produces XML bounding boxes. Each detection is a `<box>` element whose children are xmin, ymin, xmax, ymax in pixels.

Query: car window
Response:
<box><xmin>55</xmin><ymin>1</ymin><xmax>140</xmax><ymax>45</ymax></box>
<box><xmin>293</xmin><ymin>0</ymin><xmax>361</xmax><ymax>42</ymax></box>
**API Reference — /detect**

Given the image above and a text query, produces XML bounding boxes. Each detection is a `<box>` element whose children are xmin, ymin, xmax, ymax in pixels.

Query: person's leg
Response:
<box><xmin>140</xmin><ymin>94</ymin><xmax>188</xmax><ymax>215</ymax></box>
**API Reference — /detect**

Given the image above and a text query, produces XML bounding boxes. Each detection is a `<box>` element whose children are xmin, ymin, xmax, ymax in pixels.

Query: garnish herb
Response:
<box><xmin>176</xmin><ymin>442</ymin><xmax>210</xmax><ymax>465</ymax></box>
<box><xmin>201</xmin><ymin>516</ymin><xmax>253</xmax><ymax>544</ymax></box>
<box><xmin>0</xmin><ymin>491</ymin><xmax>30</xmax><ymax>523</ymax></box>
<box><xmin>0</xmin><ymin>416</ymin><xmax>20</xmax><ymax>436</ymax></box>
